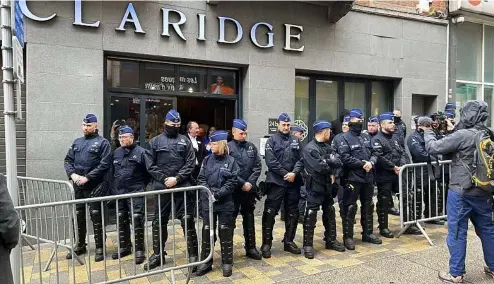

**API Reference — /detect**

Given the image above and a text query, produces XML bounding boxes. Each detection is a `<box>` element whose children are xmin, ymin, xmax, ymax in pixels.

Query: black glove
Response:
<box><xmin>256</xmin><ymin>181</ymin><xmax>267</xmax><ymax>201</ymax></box>
<box><xmin>91</xmin><ymin>181</ymin><xmax>110</xmax><ymax>198</ymax></box>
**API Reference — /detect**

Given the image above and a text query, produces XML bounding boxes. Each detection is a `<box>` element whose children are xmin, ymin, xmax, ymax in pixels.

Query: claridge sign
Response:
<box><xmin>19</xmin><ymin>0</ymin><xmax>305</xmax><ymax>52</ymax></box>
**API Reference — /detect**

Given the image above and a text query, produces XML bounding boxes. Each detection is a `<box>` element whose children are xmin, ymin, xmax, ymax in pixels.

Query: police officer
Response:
<box><xmin>371</xmin><ymin>112</ymin><xmax>408</xmax><ymax>238</ymax></box>
<box><xmin>228</xmin><ymin>119</ymin><xmax>262</xmax><ymax>260</ymax></box>
<box><xmin>393</xmin><ymin>109</ymin><xmax>407</xmax><ymax>149</ymax></box>
<box><xmin>110</xmin><ymin>126</ymin><xmax>152</xmax><ymax>264</ymax></box>
<box><xmin>196</xmin><ymin>130</ymin><xmax>240</xmax><ymax>277</ymax></box>
<box><xmin>144</xmin><ymin>110</ymin><xmax>198</xmax><ymax>271</ymax></box>
<box><xmin>342</xmin><ymin>116</ymin><xmax>350</xmax><ymax>133</ymax></box>
<box><xmin>302</xmin><ymin>120</ymin><xmax>346</xmax><ymax>259</ymax></box>
<box><xmin>261</xmin><ymin>113</ymin><xmax>304</xmax><ymax>258</ymax></box>
<box><xmin>407</xmin><ymin>118</ymin><xmax>444</xmax><ymax>229</ymax></box>
<box><xmin>280</xmin><ymin>125</ymin><xmax>307</xmax><ymax>223</ymax></box>
<box><xmin>64</xmin><ymin>114</ymin><xmax>111</xmax><ymax>262</ymax></box>
<box><xmin>363</xmin><ymin>116</ymin><xmax>379</xmax><ymax>137</ymax></box>
<box><xmin>334</xmin><ymin>109</ymin><xmax>382</xmax><ymax>250</ymax></box>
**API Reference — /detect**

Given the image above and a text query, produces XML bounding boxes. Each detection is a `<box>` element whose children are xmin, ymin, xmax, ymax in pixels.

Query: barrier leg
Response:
<box><xmin>22</xmin><ymin>235</ymin><xmax>36</xmax><ymax>250</ymax></box>
<box><xmin>415</xmin><ymin>222</ymin><xmax>434</xmax><ymax>246</ymax></box>
<box><xmin>395</xmin><ymin>223</ymin><xmax>411</xmax><ymax>238</ymax></box>
<box><xmin>43</xmin><ymin>247</ymin><xmax>57</xmax><ymax>272</ymax></box>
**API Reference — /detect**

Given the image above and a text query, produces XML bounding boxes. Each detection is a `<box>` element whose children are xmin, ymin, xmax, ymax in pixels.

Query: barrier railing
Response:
<box><xmin>15</xmin><ymin>183</ymin><xmax>214</xmax><ymax>284</ymax></box>
<box><xmin>396</xmin><ymin>160</ymin><xmax>451</xmax><ymax>245</ymax></box>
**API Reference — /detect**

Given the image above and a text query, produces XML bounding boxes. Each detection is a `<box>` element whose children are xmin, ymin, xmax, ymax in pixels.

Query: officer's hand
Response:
<box><xmin>211</xmin><ymin>193</ymin><xmax>218</xmax><ymax>203</ymax></box>
<box><xmin>284</xmin><ymin>172</ymin><xmax>296</xmax><ymax>182</ymax></box>
<box><xmin>394</xmin><ymin>166</ymin><xmax>401</xmax><ymax>175</ymax></box>
<box><xmin>242</xmin><ymin>182</ymin><xmax>252</xmax><ymax>192</ymax></box>
<box><xmin>70</xmin><ymin>173</ymin><xmax>81</xmax><ymax>183</ymax></box>
<box><xmin>446</xmin><ymin>119</ymin><xmax>455</xmax><ymax>131</ymax></box>
<box><xmin>77</xmin><ymin>176</ymin><xmax>89</xmax><ymax>185</ymax></box>
<box><xmin>330</xmin><ymin>175</ymin><xmax>335</xmax><ymax>184</ymax></box>
<box><xmin>164</xmin><ymin>177</ymin><xmax>178</xmax><ymax>188</ymax></box>
<box><xmin>363</xmin><ymin>161</ymin><xmax>373</xmax><ymax>172</ymax></box>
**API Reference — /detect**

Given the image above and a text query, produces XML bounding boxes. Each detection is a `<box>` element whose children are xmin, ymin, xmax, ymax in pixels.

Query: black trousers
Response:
<box><xmin>153</xmin><ymin>190</ymin><xmax>196</xmax><ymax>223</ymax></box>
<box><xmin>265</xmin><ymin>183</ymin><xmax>300</xmax><ymax>215</ymax></box>
<box><xmin>117</xmin><ymin>196</ymin><xmax>145</xmax><ymax>216</ymax></box>
<box><xmin>338</xmin><ymin>181</ymin><xmax>374</xmax><ymax>228</ymax></box>
<box><xmin>232</xmin><ymin>191</ymin><xmax>256</xmax><ymax>217</ymax></box>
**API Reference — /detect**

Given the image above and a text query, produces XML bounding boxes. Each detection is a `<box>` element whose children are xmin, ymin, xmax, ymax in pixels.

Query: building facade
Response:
<box><xmin>13</xmin><ymin>0</ymin><xmax>449</xmax><ymax>180</ymax></box>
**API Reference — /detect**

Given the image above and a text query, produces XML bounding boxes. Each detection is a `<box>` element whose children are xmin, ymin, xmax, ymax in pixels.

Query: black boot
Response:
<box><xmin>283</xmin><ymin>212</ymin><xmax>302</xmax><ymax>255</ymax></box>
<box><xmin>303</xmin><ymin>209</ymin><xmax>317</xmax><ymax>259</ymax></box>
<box><xmin>67</xmin><ymin>209</ymin><xmax>87</xmax><ymax>259</ymax></box>
<box><xmin>133</xmin><ymin>213</ymin><xmax>146</xmax><ymax>265</ymax></box>
<box><xmin>361</xmin><ymin>201</ymin><xmax>382</xmax><ymax>245</ymax></box>
<box><xmin>143</xmin><ymin>221</ymin><xmax>167</xmax><ymax>271</ymax></box>
<box><xmin>219</xmin><ymin>224</ymin><xmax>234</xmax><ymax>277</ymax></box>
<box><xmin>404</xmin><ymin>224</ymin><xmax>422</xmax><ymax>235</ymax></box>
<box><xmin>196</xmin><ymin>224</ymin><xmax>213</xmax><ymax>276</ymax></box>
<box><xmin>90</xmin><ymin>209</ymin><xmax>105</xmax><ymax>262</ymax></box>
<box><xmin>342</xmin><ymin>205</ymin><xmax>357</xmax><ymax>250</ymax></box>
<box><xmin>260</xmin><ymin>208</ymin><xmax>276</xmax><ymax>258</ymax></box>
<box><xmin>181</xmin><ymin>215</ymin><xmax>199</xmax><ymax>268</ymax></box>
<box><xmin>243</xmin><ymin>213</ymin><xmax>262</xmax><ymax>260</ymax></box>
<box><xmin>377</xmin><ymin>195</ymin><xmax>394</xmax><ymax>238</ymax></box>
<box><xmin>112</xmin><ymin>211</ymin><xmax>132</xmax><ymax>260</ymax></box>
<box><xmin>322</xmin><ymin>205</ymin><xmax>345</xmax><ymax>252</ymax></box>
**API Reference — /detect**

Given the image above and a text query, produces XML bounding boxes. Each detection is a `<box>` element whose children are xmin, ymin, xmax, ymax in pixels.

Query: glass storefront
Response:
<box><xmin>105</xmin><ymin>58</ymin><xmax>239</xmax><ymax>148</ymax></box>
<box><xmin>295</xmin><ymin>75</ymin><xmax>392</xmax><ymax>140</ymax></box>
<box><xmin>456</xmin><ymin>23</ymin><xmax>494</xmax><ymax>126</ymax></box>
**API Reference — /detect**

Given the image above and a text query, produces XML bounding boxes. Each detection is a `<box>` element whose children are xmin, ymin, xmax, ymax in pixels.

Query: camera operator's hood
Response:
<box><xmin>458</xmin><ymin>100</ymin><xmax>489</xmax><ymax>129</ymax></box>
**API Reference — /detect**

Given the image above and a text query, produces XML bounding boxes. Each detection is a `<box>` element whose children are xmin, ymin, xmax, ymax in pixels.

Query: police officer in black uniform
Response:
<box><xmin>196</xmin><ymin>130</ymin><xmax>240</xmax><ymax>277</ymax></box>
<box><xmin>363</xmin><ymin>116</ymin><xmax>379</xmax><ymax>138</ymax></box>
<box><xmin>228</xmin><ymin>119</ymin><xmax>262</xmax><ymax>260</ymax></box>
<box><xmin>371</xmin><ymin>112</ymin><xmax>408</xmax><ymax>238</ymax></box>
<box><xmin>64</xmin><ymin>114</ymin><xmax>111</xmax><ymax>262</ymax></box>
<box><xmin>261</xmin><ymin>113</ymin><xmax>304</xmax><ymax>258</ymax></box>
<box><xmin>144</xmin><ymin>110</ymin><xmax>198</xmax><ymax>270</ymax></box>
<box><xmin>110</xmin><ymin>126</ymin><xmax>152</xmax><ymax>264</ymax></box>
<box><xmin>302</xmin><ymin>120</ymin><xmax>346</xmax><ymax>259</ymax></box>
<box><xmin>334</xmin><ymin>109</ymin><xmax>382</xmax><ymax>250</ymax></box>
<box><xmin>407</xmin><ymin>117</ymin><xmax>444</xmax><ymax>229</ymax></box>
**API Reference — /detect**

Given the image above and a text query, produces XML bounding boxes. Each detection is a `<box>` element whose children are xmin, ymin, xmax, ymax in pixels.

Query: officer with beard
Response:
<box><xmin>144</xmin><ymin>110</ymin><xmax>198</xmax><ymax>271</ymax></box>
<box><xmin>334</xmin><ymin>109</ymin><xmax>382</xmax><ymax>250</ymax></box>
<box><xmin>371</xmin><ymin>112</ymin><xmax>408</xmax><ymax>238</ymax></box>
<box><xmin>261</xmin><ymin>113</ymin><xmax>304</xmax><ymax>258</ymax></box>
<box><xmin>228</xmin><ymin>119</ymin><xmax>263</xmax><ymax>260</ymax></box>
<box><xmin>302</xmin><ymin>120</ymin><xmax>346</xmax><ymax>259</ymax></box>
<box><xmin>110</xmin><ymin>126</ymin><xmax>152</xmax><ymax>264</ymax></box>
<box><xmin>363</xmin><ymin>116</ymin><xmax>379</xmax><ymax>138</ymax></box>
<box><xmin>64</xmin><ymin>114</ymin><xmax>111</xmax><ymax>262</ymax></box>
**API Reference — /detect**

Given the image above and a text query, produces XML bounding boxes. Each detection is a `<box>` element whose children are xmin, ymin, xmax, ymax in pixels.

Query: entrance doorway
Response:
<box><xmin>177</xmin><ymin>97</ymin><xmax>236</xmax><ymax>138</ymax></box>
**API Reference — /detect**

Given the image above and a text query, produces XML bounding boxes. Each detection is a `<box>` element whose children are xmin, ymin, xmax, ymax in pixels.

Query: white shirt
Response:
<box><xmin>188</xmin><ymin>134</ymin><xmax>199</xmax><ymax>165</ymax></box>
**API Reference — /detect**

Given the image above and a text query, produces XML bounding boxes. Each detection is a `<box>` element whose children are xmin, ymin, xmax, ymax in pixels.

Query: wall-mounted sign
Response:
<box><xmin>449</xmin><ymin>0</ymin><xmax>494</xmax><ymax>16</ymax></box>
<box><xmin>19</xmin><ymin>0</ymin><xmax>305</xmax><ymax>52</ymax></box>
<box><xmin>268</xmin><ymin>118</ymin><xmax>279</xmax><ymax>134</ymax></box>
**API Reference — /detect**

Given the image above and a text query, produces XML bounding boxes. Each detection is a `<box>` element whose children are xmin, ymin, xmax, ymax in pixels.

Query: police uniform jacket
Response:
<box><xmin>198</xmin><ymin>154</ymin><xmax>240</xmax><ymax>211</ymax></box>
<box><xmin>111</xmin><ymin>144</ymin><xmax>152</xmax><ymax>194</ymax></box>
<box><xmin>334</xmin><ymin>129</ymin><xmax>376</xmax><ymax>183</ymax></box>
<box><xmin>228</xmin><ymin>140</ymin><xmax>262</xmax><ymax>191</ymax></box>
<box><xmin>264</xmin><ymin>132</ymin><xmax>304</xmax><ymax>187</ymax></box>
<box><xmin>146</xmin><ymin>133</ymin><xmax>196</xmax><ymax>190</ymax></box>
<box><xmin>371</xmin><ymin>131</ymin><xmax>408</xmax><ymax>182</ymax></box>
<box><xmin>64</xmin><ymin>131</ymin><xmax>111</xmax><ymax>189</ymax></box>
<box><xmin>407</xmin><ymin>130</ymin><xmax>435</xmax><ymax>163</ymax></box>
<box><xmin>302</xmin><ymin>139</ymin><xmax>342</xmax><ymax>194</ymax></box>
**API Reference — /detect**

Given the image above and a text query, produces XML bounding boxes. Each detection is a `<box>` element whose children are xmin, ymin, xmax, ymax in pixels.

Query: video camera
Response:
<box><xmin>430</xmin><ymin>112</ymin><xmax>449</xmax><ymax>135</ymax></box>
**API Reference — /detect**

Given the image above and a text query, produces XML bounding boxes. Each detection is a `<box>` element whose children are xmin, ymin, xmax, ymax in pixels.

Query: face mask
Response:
<box><xmin>394</xmin><ymin>116</ymin><xmax>402</xmax><ymax>124</ymax></box>
<box><xmin>348</xmin><ymin>122</ymin><xmax>363</xmax><ymax>132</ymax></box>
<box><xmin>165</xmin><ymin>125</ymin><xmax>180</xmax><ymax>137</ymax></box>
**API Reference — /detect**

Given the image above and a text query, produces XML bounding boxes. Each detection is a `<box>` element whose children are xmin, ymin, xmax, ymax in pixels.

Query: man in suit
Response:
<box><xmin>186</xmin><ymin>121</ymin><xmax>207</xmax><ymax>185</ymax></box>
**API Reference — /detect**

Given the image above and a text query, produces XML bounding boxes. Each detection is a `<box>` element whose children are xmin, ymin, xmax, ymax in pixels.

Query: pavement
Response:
<box><xmin>20</xmin><ymin>209</ymin><xmax>493</xmax><ymax>284</ymax></box>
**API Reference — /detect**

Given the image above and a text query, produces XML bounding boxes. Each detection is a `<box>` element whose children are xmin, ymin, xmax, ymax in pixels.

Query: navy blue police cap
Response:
<box><xmin>445</xmin><ymin>103</ymin><xmax>457</xmax><ymax>111</ymax></box>
<box><xmin>313</xmin><ymin>120</ymin><xmax>332</xmax><ymax>133</ymax></box>
<box><xmin>368</xmin><ymin>116</ymin><xmax>379</xmax><ymax>123</ymax></box>
<box><xmin>209</xmin><ymin>130</ymin><xmax>228</xmax><ymax>142</ymax></box>
<box><xmin>444</xmin><ymin>111</ymin><xmax>455</xmax><ymax>119</ymax></box>
<box><xmin>290</xmin><ymin>125</ymin><xmax>304</xmax><ymax>134</ymax></box>
<box><xmin>83</xmin><ymin>113</ymin><xmax>97</xmax><ymax>123</ymax></box>
<box><xmin>350</xmin><ymin>108</ymin><xmax>364</xmax><ymax>119</ymax></box>
<box><xmin>343</xmin><ymin>116</ymin><xmax>350</xmax><ymax>123</ymax></box>
<box><xmin>378</xmin><ymin>112</ymin><xmax>394</xmax><ymax>122</ymax></box>
<box><xmin>118</xmin><ymin>125</ymin><xmax>134</xmax><ymax>135</ymax></box>
<box><xmin>166</xmin><ymin>109</ymin><xmax>181</xmax><ymax>123</ymax></box>
<box><xmin>233</xmin><ymin>119</ymin><xmax>247</xmax><ymax>131</ymax></box>
<box><xmin>278</xmin><ymin>113</ymin><xmax>291</xmax><ymax>123</ymax></box>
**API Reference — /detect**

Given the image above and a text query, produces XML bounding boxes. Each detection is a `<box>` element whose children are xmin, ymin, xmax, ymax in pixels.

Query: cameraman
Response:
<box><xmin>423</xmin><ymin>100</ymin><xmax>494</xmax><ymax>283</ymax></box>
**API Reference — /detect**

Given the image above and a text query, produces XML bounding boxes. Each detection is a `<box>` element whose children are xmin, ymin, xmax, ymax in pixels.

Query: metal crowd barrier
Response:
<box><xmin>396</xmin><ymin>160</ymin><xmax>451</xmax><ymax>246</ymax></box>
<box><xmin>15</xmin><ymin>183</ymin><xmax>214</xmax><ymax>284</ymax></box>
<box><xmin>16</xmin><ymin>177</ymin><xmax>85</xmax><ymax>271</ymax></box>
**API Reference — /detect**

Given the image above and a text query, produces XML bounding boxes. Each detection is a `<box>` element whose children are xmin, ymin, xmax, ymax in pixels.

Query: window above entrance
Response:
<box><xmin>106</xmin><ymin>58</ymin><xmax>239</xmax><ymax>98</ymax></box>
